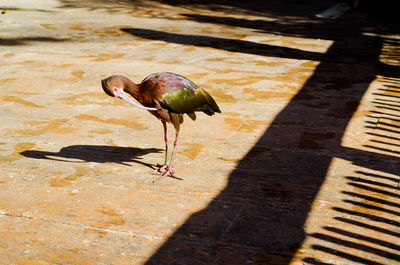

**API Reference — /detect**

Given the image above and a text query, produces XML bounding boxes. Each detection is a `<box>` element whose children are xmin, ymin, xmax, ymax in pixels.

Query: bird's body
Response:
<box><xmin>101</xmin><ymin>72</ymin><xmax>220</xmax><ymax>179</ymax></box>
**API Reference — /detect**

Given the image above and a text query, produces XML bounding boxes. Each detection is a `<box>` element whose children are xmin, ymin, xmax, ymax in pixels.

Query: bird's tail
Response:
<box><xmin>199</xmin><ymin>88</ymin><xmax>221</xmax><ymax>115</ymax></box>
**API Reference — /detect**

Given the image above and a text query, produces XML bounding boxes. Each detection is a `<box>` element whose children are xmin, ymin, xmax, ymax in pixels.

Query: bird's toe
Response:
<box><xmin>157</xmin><ymin>162</ymin><xmax>172</xmax><ymax>173</ymax></box>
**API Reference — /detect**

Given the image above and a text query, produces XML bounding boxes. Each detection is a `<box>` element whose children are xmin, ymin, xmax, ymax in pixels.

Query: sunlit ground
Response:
<box><xmin>0</xmin><ymin>0</ymin><xmax>399</xmax><ymax>264</ymax></box>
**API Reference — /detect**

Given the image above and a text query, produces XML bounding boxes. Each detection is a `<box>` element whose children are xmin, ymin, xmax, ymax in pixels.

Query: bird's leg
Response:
<box><xmin>163</xmin><ymin>122</ymin><xmax>169</xmax><ymax>166</ymax></box>
<box><xmin>154</xmin><ymin>114</ymin><xmax>183</xmax><ymax>181</ymax></box>
<box><xmin>161</xmin><ymin>130</ymin><xmax>179</xmax><ymax>178</ymax></box>
<box><xmin>158</xmin><ymin>121</ymin><xmax>170</xmax><ymax>172</ymax></box>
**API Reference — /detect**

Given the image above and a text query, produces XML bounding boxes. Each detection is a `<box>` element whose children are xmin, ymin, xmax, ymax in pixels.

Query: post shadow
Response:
<box><xmin>136</xmin><ymin>8</ymin><xmax>400</xmax><ymax>265</ymax></box>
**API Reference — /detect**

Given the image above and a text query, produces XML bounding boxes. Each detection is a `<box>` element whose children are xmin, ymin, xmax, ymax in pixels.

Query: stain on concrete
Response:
<box><xmin>210</xmin><ymin>89</ymin><xmax>237</xmax><ymax>103</ymax></box>
<box><xmin>69</xmin><ymin>25</ymin><xmax>85</xmax><ymax>31</ymax></box>
<box><xmin>246</xmin><ymin>59</ymin><xmax>286</xmax><ymax>67</ymax></box>
<box><xmin>243</xmin><ymin>88</ymin><xmax>294</xmax><ymax>100</ymax></box>
<box><xmin>208</xmin><ymin>76</ymin><xmax>265</xmax><ymax>86</ymax></box>
<box><xmin>14</xmin><ymin>91</ymin><xmax>39</xmax><ymax>96</ymax></box>
<box><xmin>183</xmin><ymin>46</ymin><xmax>197</xmax><ymax>52</ymax></box>
<box><xmin>90</xmin><ymin>205</ymin><xmax>126</xmax><ymax>228</ymax></box>
<box><xmin>239</xmin><ymin>120</ymin><xmax>270</xmax><ymax>133</ymax></box>
<box><xmin>3</xmin><ymin>53</ymin><xmax>15</xmax><ymax>58</ymax></box>
<box><xmin>206</xmin><ymin>57</ymin><xmax>243</xmax><ymax>65</ymax></box>
<box><xmin>224</xmin><ymin>117</ymin><xmax>270</xmax><ymax>132</ymax></box>
<box><xmin>40</xmin><ymin>23</ymin><xmax>56</xmax><ymax>30</ymax></box>
<box><xmin>71</xmin><ymin>70</ymin><xmax>85</xmax><ymax>79</ymax></box>
<box><xmin>76</xmin><ymin>114</ymin><xmax>148</xmax><ymax>130</ymax></box>
<box><xmin>101</xmin><ymin>26</ymin><xmax>129</xmax><ymax>37</ymax></box>
<box><xmin>0</xmin><ymin>78</ymin><xmax>18</xmax><ymax>83</ymax></box>
<box><xmin>1</xmin><ymin>96</ymin><xmax>42</xmax><ymax>108</ymax></box>
<box><xmin>93</xmin><ymin>53</ymin><xmax>125</xmax><ymax>61</ymax></box>
<box><xmin>222</xmin><ymin>112</ymin><xmax>241</xmax><ymax>117</ymax></box>
<box><xmin>223</xmin><ymin>117</ymin><xmax>243</xmax><ymax>130</ymax></box>
<box><xmin>84</xmin><ymin>227</ymin><xmax>108</xmax><ymax>237</ymax></box>
<box><xmin>181</xmin><ymin>143</ymin><xmax>204</xmax><ymax>159</ymax></box>
<box><xmin>185</xmin><ymin>73</ymin><xmax>209</xmax><ymax>80</ymax></box>
<box><xmin>89</xmin><ymin>128</ymin><xmax>112</xmax><ymax>134</ymax></box>
<box><xmin>52</xmin><ymin>63</ymin><xmax>74</xmax><ymax>68</ymax></box>
<box><xmin>13</xmin><ymin>119</ymin><xmax>75</xmax><ymax>136</ymax></box>
<box><xmin>49</xmin><ymin>167</ymin><xmax>88</xmax><ymax>187</ymax></box>
<box><xmin>21</xmin><ymin>260</ymin><xmax>50</xmax><ymax>265</ymax></box>
<box><xmin>60</xmin><ymin>92</ymin><xmax>111</xmax><ymax>106</ymax></box>
<box><xmin>218</xmin><ymin>157</ymin><xmax>240</xmax><ymax>163</ymax></box>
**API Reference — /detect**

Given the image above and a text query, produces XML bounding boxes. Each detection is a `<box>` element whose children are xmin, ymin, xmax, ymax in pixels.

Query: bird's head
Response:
<box><xmin>101</xmin><ymin>75</ymin><xmax>158</xmax><ymax>111</ymax></box>
<box><xmin>101</xmin><ymin>75</ymin><xmax>126</xmax><ymax>98</ymax></box>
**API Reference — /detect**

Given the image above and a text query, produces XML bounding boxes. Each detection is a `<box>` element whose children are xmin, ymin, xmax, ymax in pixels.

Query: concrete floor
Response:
<box><xmin>0</xmin><ymin>0</ymin><xmax>399</xmax><ymax>264</ymax></box>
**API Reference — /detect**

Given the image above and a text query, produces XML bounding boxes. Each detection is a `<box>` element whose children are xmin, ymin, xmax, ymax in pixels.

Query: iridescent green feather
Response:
<box><xmin>159</xmin><ymin>87</ymin><xmax>221</xmax><ymax>116</ymax></box>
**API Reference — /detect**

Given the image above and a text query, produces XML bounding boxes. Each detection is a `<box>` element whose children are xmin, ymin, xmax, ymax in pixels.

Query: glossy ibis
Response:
<box><xmin>101</xmin><ymin>72</ymin><xmax>220</xmax><ymax>180</ymax></box>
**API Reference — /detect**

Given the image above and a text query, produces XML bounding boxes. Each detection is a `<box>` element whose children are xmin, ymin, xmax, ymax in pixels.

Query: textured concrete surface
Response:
<box><xmin>0</xmin><ymin>1</ymin><xmax>399</xmax><ymax>264</ymax></box>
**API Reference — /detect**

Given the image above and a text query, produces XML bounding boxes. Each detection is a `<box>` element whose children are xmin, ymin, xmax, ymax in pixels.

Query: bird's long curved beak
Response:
<box><xmin>115</xmin><ymin>88</ymin><xmax>158</xmax><ymax>111</ymax></box>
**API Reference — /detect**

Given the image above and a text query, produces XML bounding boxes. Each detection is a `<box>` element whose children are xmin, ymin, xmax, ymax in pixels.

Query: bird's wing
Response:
<box><xmin>157</xmin><ymin>73</ymin><xmax>220</xmax><ymax>114</ymax></box>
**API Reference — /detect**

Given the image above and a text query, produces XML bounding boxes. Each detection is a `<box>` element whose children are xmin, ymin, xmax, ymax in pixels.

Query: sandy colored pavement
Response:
<box><xmin>0</xmin><ymin>0</ymin><xmax>399</xmax><ymax>264</ymax></box>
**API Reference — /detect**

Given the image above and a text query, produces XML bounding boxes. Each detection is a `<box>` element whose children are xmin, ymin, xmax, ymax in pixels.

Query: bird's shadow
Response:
<box><xmin>20</xmin><ymin>145</ymin><xmax>162</xmax><ymax>169</ymax></box>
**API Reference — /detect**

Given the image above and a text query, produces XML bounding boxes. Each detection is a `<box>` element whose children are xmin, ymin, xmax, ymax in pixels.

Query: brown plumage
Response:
<box><xmin>101</xmin><ymin>72</ymin><xmax>220</xmax><ymax>179</ymax></box>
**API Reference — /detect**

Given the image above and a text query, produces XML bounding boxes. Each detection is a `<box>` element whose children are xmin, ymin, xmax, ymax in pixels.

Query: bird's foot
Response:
<box><xmin>161</xmin><ymin>169</ymin><xmax>183</xmax><ymax>180</ymax></box>
<box><xmin>157</xmin><ymin>162</ymin><xmax>170</xmax><ymax>173</ymax></box>
<box><xmin>152</xmin><ymin>164</ymin><xmax>182</xmax><ymax>182</ymax></box>
<box><xmin>161</xmin><ymin>167</ymin><xmax>175</xmax><ymax>177</ymax></box>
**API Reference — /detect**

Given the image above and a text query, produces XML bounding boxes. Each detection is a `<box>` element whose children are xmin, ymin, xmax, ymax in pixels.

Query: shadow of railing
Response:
<box><xmin>308</xmin><ymin>168</ymin><xmax>400</xmax><ymax>264</ymax></box>
<box><xmin>303</xmin><ymin>72</ymin><xmax>400</xmax><ymax>264</ymax></box>
<box><xmin>123</xmin><ymin>5</ymin><xmax>399</xmax><ymax>265</ymax></box>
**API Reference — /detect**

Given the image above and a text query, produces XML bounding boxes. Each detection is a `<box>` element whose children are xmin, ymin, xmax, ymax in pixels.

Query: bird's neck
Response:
<box><xmin>123</xmin><ymin>78</ymin><xmax>140</xmax><ymax>102</ymax></box>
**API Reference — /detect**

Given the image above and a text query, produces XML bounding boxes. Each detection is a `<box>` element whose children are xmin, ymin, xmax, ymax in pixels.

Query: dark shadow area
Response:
<box><xmin>339</xmin><ymin>147</ymin><xmax>399</xmax><ymax>176</ymax></box>
<box><xmin>121</xmin><ymin>28</ymin><xmax>323</xmax><ymax>61</ymax></box>
<box><xmin>20</xmin><ymin>145</ymin><xmax>161</xmax><ymax>169</ymax></box>
<box><xmin>132</xmin><ymin>1</ymin><xmax>400</xmax><ymax>265</ymax></box>
<box><xmin>0</xmin><ymin>37</ymin><xmax>68</xmax><ymax>46</ymax></box>
<box><xmin>0</xmin><ymin>7</ymin><xmax>55</xmax><ymax>12</ymax></box>
<box><xmin>57</xmin><ymin>0</ymin><xmax>337</xmax><ymax>17</ymax></box>
<box><xmin>57</xmin><ymin>0</ymin><xmax>398</xmax><ymax>20</ymax></box>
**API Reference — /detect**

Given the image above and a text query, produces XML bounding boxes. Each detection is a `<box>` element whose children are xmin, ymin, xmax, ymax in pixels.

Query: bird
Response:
<box><xmin>101</xmin><ymin>72</ymin><xmax>221</xmax><ymax>179</ymax></box>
